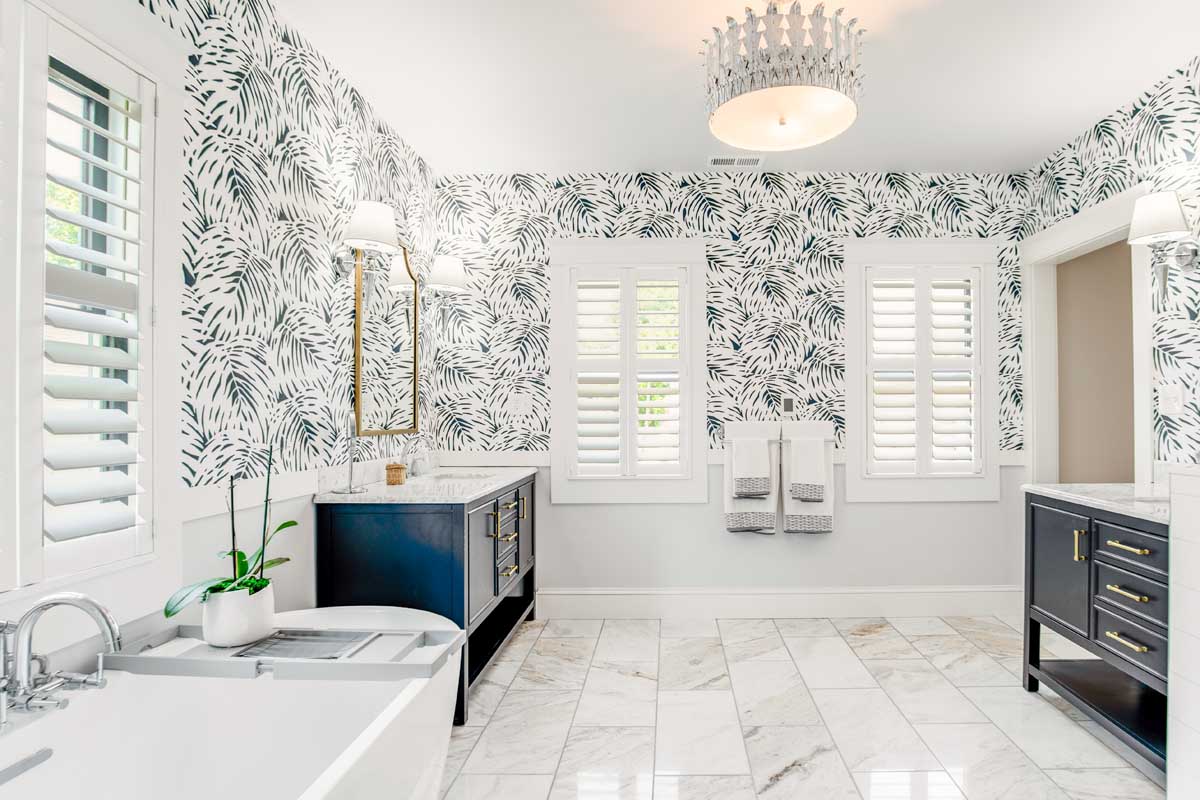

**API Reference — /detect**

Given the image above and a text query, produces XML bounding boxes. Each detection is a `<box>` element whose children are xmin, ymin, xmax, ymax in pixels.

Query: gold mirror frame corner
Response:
<box><xmin>353</xmin><ymin>246</ymin><xmax>419</xmax><ymax>437</ymax></box>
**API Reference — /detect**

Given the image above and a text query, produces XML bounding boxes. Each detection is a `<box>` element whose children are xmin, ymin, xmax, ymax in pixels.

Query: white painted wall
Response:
<box><xmin>1168</xmin><ymin>470</ymin><xmax>1200</xmax><ymax>794</ymax></box>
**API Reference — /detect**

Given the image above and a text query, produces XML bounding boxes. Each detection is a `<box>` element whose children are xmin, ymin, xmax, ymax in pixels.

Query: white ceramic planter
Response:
<box><xmin>202</xmin><ymin>583</ymin><xmax>275</xmax><ymax>647</ymax></box>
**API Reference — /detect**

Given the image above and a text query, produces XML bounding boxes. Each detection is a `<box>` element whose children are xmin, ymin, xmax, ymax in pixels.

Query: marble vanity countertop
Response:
<box><xmin>1023</xmin><ymin>483</ymin><xmax>1170</xmax><ymax>525</ymax></box>
<box><xmin>314</xmin><ymin>466</ymin><xmax>537</xmax><ymax>505</ymax></box>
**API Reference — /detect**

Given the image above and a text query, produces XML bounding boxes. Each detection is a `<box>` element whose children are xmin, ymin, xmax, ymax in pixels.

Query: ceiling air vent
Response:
<box><xmin>708</xmin><ymin>155</ymin><xmax>765</xmax><ymax>169</ymax></box>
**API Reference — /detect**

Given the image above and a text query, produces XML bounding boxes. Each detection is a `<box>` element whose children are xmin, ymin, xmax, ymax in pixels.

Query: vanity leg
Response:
<box><xmin>1023</xmin><ymin>615</ymin><xmax>1040</xmax><ymax>692</ymax></box>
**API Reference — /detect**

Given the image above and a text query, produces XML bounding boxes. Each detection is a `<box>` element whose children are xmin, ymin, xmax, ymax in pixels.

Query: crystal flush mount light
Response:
<box><xmin>703</xmin><ymin>2</ymin><xmax>864</xmax><ymax>152</ymax></box>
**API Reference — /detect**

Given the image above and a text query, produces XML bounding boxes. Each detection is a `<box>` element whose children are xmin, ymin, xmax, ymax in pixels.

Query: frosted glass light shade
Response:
<box><xmin>343</xmin><ymin>201</ymin><xmax>400</xmax><ymax>254</ymax></box>
<box><xmin>428</xmin><ymin>254</ymin><xmax>468</xmax><ymax>294</ymax></box>
<box><xmin>709</xmin><ymin>85</ymin><xmax>858</xmax><ymax>152</ymax></box>
<box><xmin>1128</xmin><ymin>191</ymin><xmax>1191</xmax><ymax>245</ymax></box>
<box><xmin>387</xmin><ymin>253</ymin><xmax>415</xmax><ymax>293</ymax></box>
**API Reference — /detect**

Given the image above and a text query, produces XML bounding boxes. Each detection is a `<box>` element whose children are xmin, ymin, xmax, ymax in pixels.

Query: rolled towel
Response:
<box><xmin>787</xmin><ymin>437</ymin><xmax>826</xmax><ymax>502</ymax></box>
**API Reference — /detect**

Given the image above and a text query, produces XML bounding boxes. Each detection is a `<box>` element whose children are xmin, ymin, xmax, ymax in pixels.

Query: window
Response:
<box><xmin>844</xmin><ymin>239</ymin><xmax>1000</xmax><ymax>502</ymax></box>
<box><xmin>12</xmin><ymin>17</ymin><xmax>157</xmax><ymax>585</ymax></box>
<box><xmin>549</xmin><ymin>239</ymin><xmax>707</xmax><ymax>503</ymax></box>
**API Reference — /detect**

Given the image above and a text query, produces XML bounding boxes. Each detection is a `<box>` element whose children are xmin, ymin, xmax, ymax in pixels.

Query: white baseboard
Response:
<box><xmin>535</xmin><ymin>585</ymin><xmax>1023</xmax><ymax>619</ymax></box>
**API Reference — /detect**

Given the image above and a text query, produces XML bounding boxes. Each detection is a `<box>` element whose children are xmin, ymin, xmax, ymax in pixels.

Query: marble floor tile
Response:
<box><xmin>462</xmin><ymin>690</ymin><xmax>579</xmax><ymax>774</ymax></box>
<box><xmin>1077</xmin><ymin>721</ymin><xmax>1162</xmax><ymax>781</ymax></box>
<box><xmin>853</xmin><ymin>770</ymin><xmax>966</xmax><ymax>800</ymax></box>
<box><xmin>774</xmin><ymin>618</ymin><xmax>838</xmax><ymax>636</ymax></box>
<box><xmin>660</xmin><ymin>637</ymin><xmax>729</xmax><ymax>690</ymax></box>
<box><xmin>811</xmin><ymin>688</ymin><xmax>941</xmax><ymax>772</ymax></box>
<box><xmin>543</xmin><ymin>619</ymin><xmax>604</xmax><ymax>638</ymax></box>
<box><xmin>548</xmin><ymin>726</ymin><xmax>655</xmax><ymax>800</ymax></box>
<box><xmin>660</xmin><ymin>618</ymin><xmax>720</xmax><ymax>638</ymax></box>
<box><xmin>834</xmin><ymin>617</ymin><xmax>923</xmax><ymax>659</ymax></box>
<box><xmin>909</xmin><ymin>635</ymin><xmax>1018</xmax><ymax>687</ymax></box>
<box><xmin>962</xmin><ymin>687</ymin><xmax>1127</xmax><ymax>769</ymax></box>
<box><xmin>728</xmin><ymin>659</ymin><xmax>821</xmax><ymax>726</ymax></box>
<box><xmin>441</xmin><ymin>725</ymin><xmax>483</xmax><ymax>795</ymax></box>
<box><xmin>510</xmin><ymin>637</ymin><xmax>597</xmax><ymax>691</ymax></box>
<box><xmin>865</xmin><ymin>659</ymin><xmax>988</xmax><ymax>724</ymax></box>
<box><xmin>742</xmin><ymin>725</ymin><xmax>860</xmax><ymax>799</ymax></box>
<box><xmin>1041</xmin><ymin>629</ymin><xmax>1099</xmax><ymax>660</ymax></box>
<box><xmin>943</xmin><ymin>616</ymin><xmax>1027</xmax><ymax>659</ymax></box>
<box><xmin>651</xmin><ymin>775</ymin><xmax>756</xmax><ymax>800</ymax></box>
<box><xmin>718</xmin><ymin>618</ymin><xmax>790</xmax><ymax>662</ymax></box>
<box><xmin>888</xmin><ymin>616</ymin><xmax>957</xmax><ymax>637</ymax></box>
<box><xmin>915</xmin><ymin>723</ymin><xmax>1071</xmax><ymax>800</ymax></box>
<box><xmin>466</xmin><ymin>660</ymin><xmax>521</xmax><ymax>725</ymax></box>
<box><xmin>595</xmin><ymin>619</ymin><xmax>660</xmax><ymax>662</ymax></box>
<box><xmin>574</xmin><ymin>660</ymin><xmax>658</xmax><ymax>726</ymax></box>
<box><xmin>1043</xmin><ymin>767</ymin><xmax>1165</xmax><ymax>800</ymax></box>
<box><xmin>655</xmin><ymin>690</ymin><xmax>750</xmax><ymax>775</ymax></box>
<box><xmin>1039</xmin><ymin>687</ymin><xmax>1091</xmax><ymax>722</ymax></box>
<box><xmin>445</xmin><ymin>774</ymin><xmax>554</xmax><ymax>800</ymax></box>
<box><xmin>784</xmin><ymin>636</ymin><xmax>878</xmax><ymax>689</ymax></box>
<box><xmin>493</xmin><ymin>620</ymin><xmax>545</xmax><ymax>664</ymax></box>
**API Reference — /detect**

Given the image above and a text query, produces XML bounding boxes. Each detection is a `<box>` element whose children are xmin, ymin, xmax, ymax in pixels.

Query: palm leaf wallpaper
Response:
<box><xmin>137</xmin><ymin>0</ymin><xmax>436</xmax><ymax>485</ymax></box>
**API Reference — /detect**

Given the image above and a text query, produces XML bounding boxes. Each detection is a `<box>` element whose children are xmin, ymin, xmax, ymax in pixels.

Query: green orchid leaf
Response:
<box><xmin>244</xmin><ymin>520</ymin><xmax>297</xmax><ymax>576</ymax></box>
<box><xmin>164</xmin><ymin>578</ymin><xmax>228</xmax><ymax>618</ymax></box>
<box><xmin>262</xmin><ymin>557</ymin><xmax>290</xmax><ymax>571</ymax></box>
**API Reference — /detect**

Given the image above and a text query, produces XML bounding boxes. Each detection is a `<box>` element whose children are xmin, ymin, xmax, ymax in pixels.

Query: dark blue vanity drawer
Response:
<box><xmin>1094</xmin><ymin>560</ymin><xmax>1167</xmax><ymax>628</ymax></box>
<box><xmin>1093</xmin><ymin>604</ymin><xmax>1167</xmax><ymax>682</ymax></box>
<box><xmin>1094</xmin><ymin>521</ymin><xmax>1167</xmax><ymax>579</ymax></box>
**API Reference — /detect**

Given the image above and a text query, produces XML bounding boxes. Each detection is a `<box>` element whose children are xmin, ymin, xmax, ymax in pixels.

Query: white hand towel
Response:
<box><xmin>787</xmin><ymin>437</ymin><xmax>826</xmax><ymax>502</ymax></box>
<box><xmin>724</xmin><ymin>438</ymin><xmax>777</xmax><ymax>534</ymax></box>
<box><xmin>782</xmin><ymin>437</ymin><xmax>833</xmax><ymax>534</ymax></box>
<box><xmin>732</xmin><ymin>438</ymin><xmax>770</xmax><ymax>497</ymax></box>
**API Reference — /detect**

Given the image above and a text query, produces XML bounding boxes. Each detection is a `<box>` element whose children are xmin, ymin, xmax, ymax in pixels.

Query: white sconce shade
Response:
<box><xmin>428</xmin><ymin>254</ymin><xmax>468</xmax><ymax>294</ymax></box>
<box><xmin>387</xmin><ymin>253</ymin><xmax>415</xmax><ymax>293</ymax></box>
<box><xmin>1128</xmin><ymin>191</ymin><xmax>1192</xmax><ymax>245</ymax></box>
<box><xmin>343</xmin><ymin>201</ymin><xmax>401</xmax><ymax>254</ymax></box>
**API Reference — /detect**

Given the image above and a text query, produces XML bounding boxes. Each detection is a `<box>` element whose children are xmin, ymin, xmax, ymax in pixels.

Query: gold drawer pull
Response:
<box><xmin>1073</xmin><ymin>529</ymin><xmax>1087</xmax><ymax>562</ymax></box>
<box><xmin>1106</xmin><ymin>584</ymin><xmax>1149</xmax><ymax>603</ymax></box>
<box><xmin>501</xmin><ymin>501</ymin><xmax>518</xmax><ymax>510</ymax></box>
<box><xmin>1106</xmin><ymin>539</ymin><xmax>1150</xmax><ymax>556</ymax></box>
<box><xmin>486</xmin><ymin>512</ymin><xmax>501</xmax><ymax>538</ymax></box>
<box><xmin>1105</xmin><ymin>631</ymin><xmax>1149</xmax><ymax>654</ymax></box>
<box><xmin>519</xmin><ymin>496</ymin><xmax>527</xmax><ymax>520</ymax></box>
<box><xmin>499</xmin><ymin>532</ymin><xmax>518</xmax><ymax>543</ymax></box>
<box><xmin>499</xmin><ymin>564</ymin><xmax>519</xmax><ymax>578</ymax></box>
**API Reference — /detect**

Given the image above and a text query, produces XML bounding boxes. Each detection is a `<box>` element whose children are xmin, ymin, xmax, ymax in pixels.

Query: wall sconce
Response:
<box><xmin>333</xmin><ymin>200</ymin><xmax>401</xmax><ymax>279</ymax></box>
<box><xmin>1128</xmin><ymin>190</ymin><xmax>1199</xmax><ymax>298</ymax></box>
<box><xmin>427</xmin><ymin>254</ymin><xmax>468</xmax><ymax>296</ymax></box>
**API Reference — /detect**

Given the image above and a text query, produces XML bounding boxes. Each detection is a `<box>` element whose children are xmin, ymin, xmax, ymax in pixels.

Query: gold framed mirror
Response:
<box><xmin>354</xmin><ymin>247</ymin><xmax>418</xmax><ymax>435</ymax></box>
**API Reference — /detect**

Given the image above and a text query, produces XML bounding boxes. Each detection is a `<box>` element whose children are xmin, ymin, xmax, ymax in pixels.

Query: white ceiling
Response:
<box><xmin>275</xmin><ymin>0</ymin><xmax>1200</xmax><ymax>176</ymax></box>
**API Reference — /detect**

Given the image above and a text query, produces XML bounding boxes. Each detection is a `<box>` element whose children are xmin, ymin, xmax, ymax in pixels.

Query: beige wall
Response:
<box><xmin>1056</xmin><ymin>241</ymin><xmax>1134</xmax><ymax>483</ymax></box>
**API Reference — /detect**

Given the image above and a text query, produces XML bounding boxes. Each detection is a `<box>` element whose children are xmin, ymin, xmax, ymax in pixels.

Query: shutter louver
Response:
<box><xmin>868</xmin><ymin>279</ymin><xmax>917</xmax><ymax>473</ymax></box>
<box><xmin>929</xmin><ymin>277</ymin><xmax>977</xmax><ymax>473</ymax></box>
<box><xmin>634</xmin><ymin>278</ymin><xmax>683</xmax><ymax>474</ymax></box>
<box><xmin>40</xmin><ymin>58</ymin><xmax>147</xmax><ymax>546</ymax></box>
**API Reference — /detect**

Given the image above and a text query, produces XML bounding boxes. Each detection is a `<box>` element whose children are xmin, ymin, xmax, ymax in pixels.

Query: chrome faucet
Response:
<box><xmin>10</xmin><ymin>592</ymin><xmax>120</xmax><ymax>697</ymax></box>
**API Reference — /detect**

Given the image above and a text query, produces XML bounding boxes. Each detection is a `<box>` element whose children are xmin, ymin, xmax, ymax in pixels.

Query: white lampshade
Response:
<box><xmin>1128</xmin><ymin>191</ymin><xmax>1192</xmax><ymax>245</ymax></box>
<box><xmin>709</xmin><ymin>86</ymin><xmax>859</xmax><ymax>152</ymax></box>
<box><xmin>343</xmin><ymin>201</ymin><xmax>400</xmax><ymax>254</ymax></box>
<box><xmin>387</xmin><ymin>254</ymin><xmax>415</xmax><ymax>293</ymax></box>
<box><xmin>428</xmin><ymin>254</ymin><xmax>468</xmax><ymax>294</ymax></box>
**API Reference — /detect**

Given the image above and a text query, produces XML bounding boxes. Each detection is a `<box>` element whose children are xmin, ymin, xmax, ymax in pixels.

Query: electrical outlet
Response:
<box><xmin>1159</xmin><ymin>383</ymin><xmax>1186</xmax><ymax>416</ymax></box>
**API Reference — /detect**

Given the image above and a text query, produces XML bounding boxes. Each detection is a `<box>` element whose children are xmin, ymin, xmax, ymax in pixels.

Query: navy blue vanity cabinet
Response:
<box><xmin>1023</xmin><ymin>491</ymin><xmax>1168</xmax><ymax>771</ymax></box>
<box><xmin>316</xmin><ymin>475</ymin><xmax>537</xmax><ymax>725</ymax></box>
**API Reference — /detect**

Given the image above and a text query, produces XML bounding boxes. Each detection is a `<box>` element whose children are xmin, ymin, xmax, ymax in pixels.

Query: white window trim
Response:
<box><xmin>548</xmin><ymin>238</ymin><xmax>708</xmax><ymax>504</ymax></box>
<box><xmin>843</xmin><ymin>238</ymin><xmax>1002</xmax><ymax>502</ymax></box>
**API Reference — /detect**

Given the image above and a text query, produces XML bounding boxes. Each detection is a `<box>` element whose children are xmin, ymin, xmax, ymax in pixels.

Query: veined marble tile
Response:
<box><xmin>717</xmin><ymin>619</ymin><xmax>790</xmax><ymax>662</ymax></box>
<box><xmin>728</xmin><ymin>659</ymin><xmax>820</xmax><ymax>726</ymax></box>
<box><xmin>784</xmin><ymin>636</ymin><xmax>878</xmax><ymax>689</ymax></box>
<box><xmin>549</xmin><ymin>726</ymin><xmax>655</xmax><ymax>800</ymax></box>
<box><xmin>962</xmin><ymin>687</ymin><xmax>1127</xmax><ymax>769</ymax></box>
<box><xmin>774</xmin><ymin>618</ymin><xmax>838</xmax><ymax>636</ymax></box>
<box><xmin>595</xmin><ymin>619</ymin><xmax>660</xmax><ymax>662</ymax></box>
<box><xmin>441</xmin><ymin>725</ymin><xmax>483</xmax><ymax>795</ymax></box>
<box><xmin>575</xmin><ymin>660</ymin><xmax>658</xmax><ymax>726</ymax></box>
<box><xmin>915</xmin><ymin>723</ymin><xmax>1070</xmax><ymax>800</ymax></box>
<box><xmin>865</xmin><ymin>659</ymin><xmax>988</xmax><ymax>724</ymax></box>
<box><xmin>543</xmin><ymin>618</ymin><xmax>604</xmax><ymax>638</ymax></box>
<box><xmin>661</xmin><ymin>618</ymin><xmax>720</xmax><ymax>638</ymax></box>
<box><xmin>445</xmin><ymin>774</ymin><xmax>554</xmax><ymax>800</ymax></box>
<box><xmin>660</xmin><ymin>637</ymin><xmax>730</xmax><ymax>691</ymax></box>
<box><xmin>1077</xmin><ymin>721</ymin><xmax>1162</xmax><ymax>780</ymax></box>
<box><xmin>811</xmin><ymin>688</ymin><xmax>941</xmax><ymax>772</ymax></box>
<box><xmin>462</xmin><ymin>690</ymin><xmax>578</xmax><ymax>774</ymax></box>
<box><xmin>944</xmin><ymin>616</ymin><xmax>1027</xmax><ymax>659</ymax></box>
<box><xmin>1039</xmin><ymin>687</ymin><xmax>1091</xmax><ymax>723</ymax></box>
<box><xmin>1041</xmin><ymin>629</ymin><xmax>1098</xmax><ymax>660</ymax></box>
<box><xmin>655</xmin><ymin>690</ymin><xmax>750</xmax><ymax>775</ymax></box>
<box><xmin>510</xmin><ymin>637</ymin><xmax>596</xmax><ymax>691</ymax></box>
<box><xmin>493</xmin><ymin>620</ymin><xmax>544</xmax><ymax>664</ymax></box>
<box><xmin>466</xmin><ymin>660</ymin><xmax>520</xmax><ymax>725</ymax></box>
<box><xmin>1044</xmin><ymin>768</ymin><xmax>1165</xmax><ymax>800</ymax></box>
<box><xmin>888</xmin><ymin>616</ymin><xmax>957</xmax><ymax>637</ymax></box>
<box><xmin>834</xmin><ymin>617</ymin><xmax>923</xmax><ymax>659</ymax></box>
<box><xmin>909</xmin><ymin>635</ymin><xmax>1018</xmax><ymax>687</ymax></box>
<box><xmin>742</xmin><ymin>725</ymin><xmax>860</xmax><ymax>800</ymax></box>
<box><xmin>853</xmin><ymin>770</ymin><xmax>966</xmax><ymax>800</ymax></box>
<box><xmin>651</xmin><ymin>775</ymin><xmax>756</xmax><ymax>800</ymax></box>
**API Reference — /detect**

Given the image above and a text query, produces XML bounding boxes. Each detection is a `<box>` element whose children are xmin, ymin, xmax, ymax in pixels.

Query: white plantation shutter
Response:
<box><xmin>14</xmin><ymin>23</ymin><xmax>157</xmax><ymax>583</ymax></box>
<box><xmin>865</xmin><ymin>267</ymin><xmax>981</xmax><ymax>476</ymax></box>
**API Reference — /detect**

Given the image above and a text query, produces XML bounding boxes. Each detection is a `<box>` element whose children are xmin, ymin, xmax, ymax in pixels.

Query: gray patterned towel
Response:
<box><xmin>735</xmin><ymin>477</ymin><xmax>771</xmax><ymax>497</ymax></box>
<box><xmin>784</xmin><ymin>514</ymin><xmax>833</xmax><ymax>534</ymax></box>
<box><xmin>725</xmin><ymin>512</ymin><xmax>776</xmax><ymax>533</ymax></box>
<box><xmin>789</xmin><ymin>482</ymin><xmax>824</xmax><ymax>502</ymax></box>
